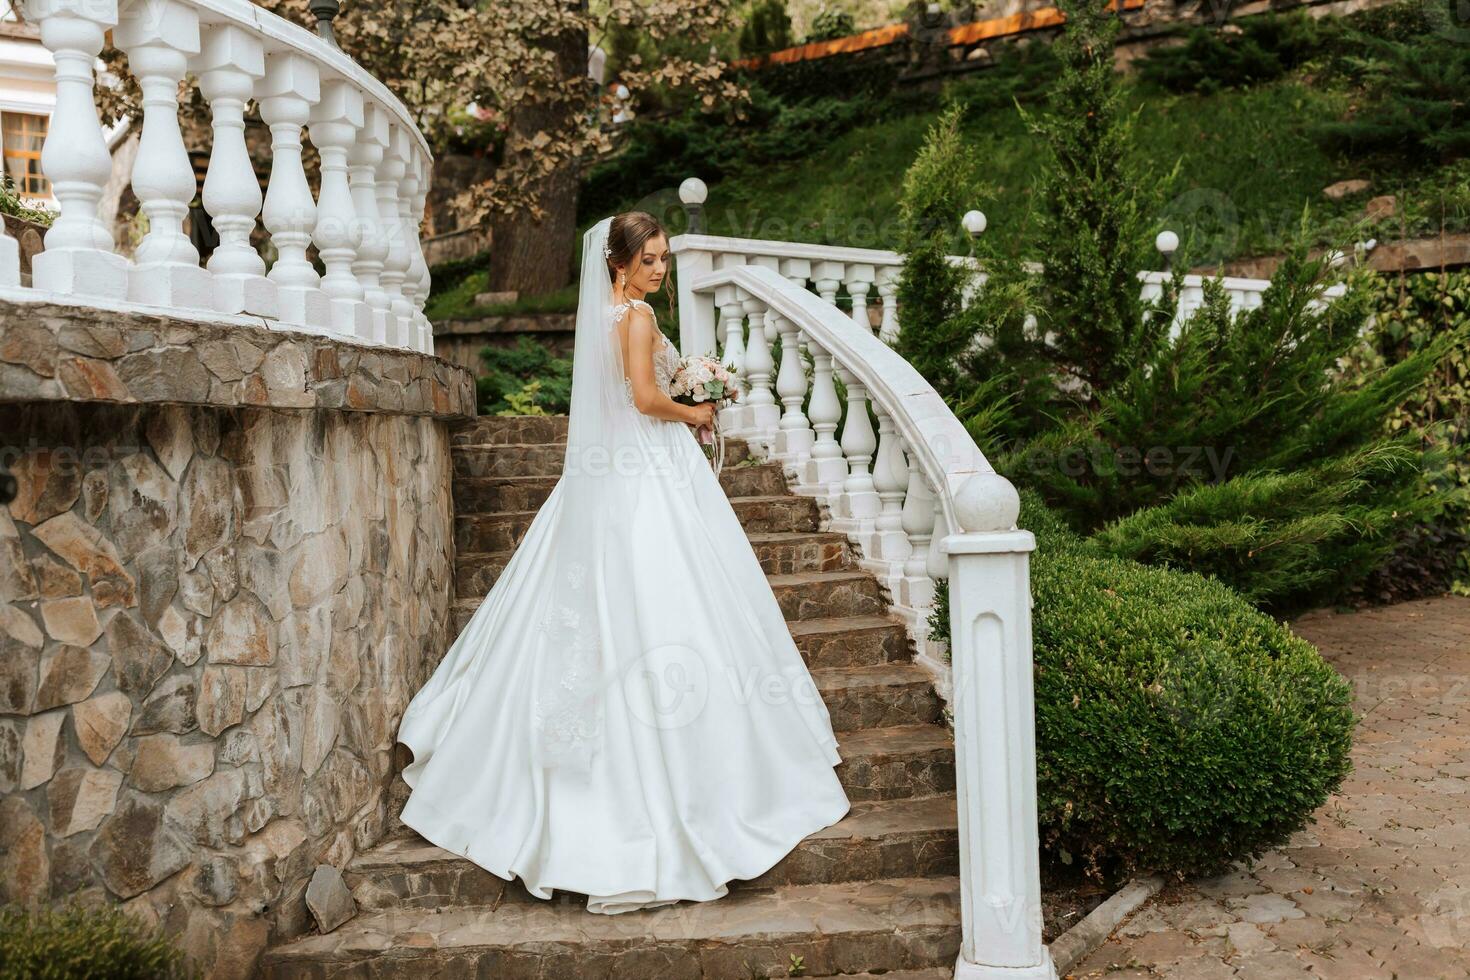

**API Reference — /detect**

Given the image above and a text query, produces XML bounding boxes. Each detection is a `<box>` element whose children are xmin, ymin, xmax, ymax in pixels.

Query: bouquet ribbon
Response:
<box><xmin>699</xmin><ymin>410</ymin><xmax>726</xmax><ymax>477</ymax></box>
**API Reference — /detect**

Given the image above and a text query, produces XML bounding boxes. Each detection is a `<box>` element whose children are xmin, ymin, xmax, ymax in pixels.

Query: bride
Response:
<box><xmin>395</xmin><ymin>211</ymin><xmax>851</xmax><ymax>914</ymax></box>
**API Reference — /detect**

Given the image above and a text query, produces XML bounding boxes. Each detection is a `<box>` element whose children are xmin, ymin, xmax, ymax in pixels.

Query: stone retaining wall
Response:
<box><xmin>0</xmin><ymin>299</ymin><xmax>474</xmax><ymax>978</ymax></box>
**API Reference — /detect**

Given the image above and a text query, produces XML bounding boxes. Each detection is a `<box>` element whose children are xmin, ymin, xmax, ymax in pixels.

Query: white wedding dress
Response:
<box><xmin>395</xmin><ymin>217</ymin><xmax>851</xmax><ymax>915</ymax></box>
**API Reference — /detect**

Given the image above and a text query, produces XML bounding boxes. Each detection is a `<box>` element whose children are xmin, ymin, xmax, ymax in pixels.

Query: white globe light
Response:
<box><xmin>679</xmin><ymin>177</ymin><xmax>708</xmax><ymax>206</ymax></box>
<box><xmin>1155</xmin><ymin>230</ymin><xmax>1179</xmax><ymax>255</ymax></box>
<box><xmin>613</xmin><ymin>83</ymin><xmax>629</xmax><ymax>100</ymax></box>
<box><xmin>961</xmin><ymin>209</ymin><xmax>987</xmax><ymax>236</ymax></box>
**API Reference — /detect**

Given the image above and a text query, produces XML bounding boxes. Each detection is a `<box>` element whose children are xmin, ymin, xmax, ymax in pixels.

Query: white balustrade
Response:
<box><xmin>673</xmin><ymin>247</ymin><xmax>1053</xmax><ymax>980</ymax></box>
<box><xmin>11</xmin><ymin>0</ymin><xmax>433</xmax><ymax>354</ymax></box>
<box><xmin>740</xmin><ymin>288</ymin><xmax>779</xmax><ymax>440</ymax></box>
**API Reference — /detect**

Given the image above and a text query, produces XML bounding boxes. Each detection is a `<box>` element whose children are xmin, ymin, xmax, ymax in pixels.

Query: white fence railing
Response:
<box><xmin>673</xmin><ymin>238</ymin><xmax>1056</xmax><ymax>980</ymax></box>
<box><xmin>2</xmin><ymin>0</ymin><xmax>433</xmax><ymax>354</ymax></box>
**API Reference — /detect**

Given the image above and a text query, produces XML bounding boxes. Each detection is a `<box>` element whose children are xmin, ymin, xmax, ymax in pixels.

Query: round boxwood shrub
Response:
<box><xmin>0</xmin><ymin>903</ymin><xmax>196</xmax><ymax>980</ymax></box>
<box><xmin>1018</xmin><ymin>489</ymin><xmax>1356</xmax><ymax>879</ymax></box>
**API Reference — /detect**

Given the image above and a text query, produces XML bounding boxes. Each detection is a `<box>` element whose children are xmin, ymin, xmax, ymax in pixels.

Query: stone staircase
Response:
<box><xmin>261</xmin><ymin>416</ymin><xmax>962</xmax><ymax>979</ymax></box>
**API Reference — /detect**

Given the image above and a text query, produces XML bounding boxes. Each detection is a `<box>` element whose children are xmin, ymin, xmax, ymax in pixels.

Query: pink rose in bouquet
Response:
<box><xmin>670</xmin><ymin>355</ymin><xmax>741</xmax><ymax>471</ymax></box>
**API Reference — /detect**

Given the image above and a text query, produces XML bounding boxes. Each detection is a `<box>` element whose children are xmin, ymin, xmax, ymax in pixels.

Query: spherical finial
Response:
<box><xmin>679</xmin><ymin>177</ymin><xmax>709</xmax><ymax>206</ymax></box>
<box><xmin>962</xmin><ymin>209</ymin><xmax>987</xmax><ymax>237</ymax></box>
<box><xmin>952</xmin><ymin>472</ymin><xmax>1020</xmax><ymax>533</ymax></box>
<box><xmin>1155</xmin><ymin>230</ymin><xmax>1179</xmax><ymax>256</ymax></box>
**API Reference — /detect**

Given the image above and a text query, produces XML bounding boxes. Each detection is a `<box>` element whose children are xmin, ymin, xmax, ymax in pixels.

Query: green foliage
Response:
<box><xmin>1344</xmin><ymin>270</ymin><xmax>1470</xmax><ymax>598</ymax></box>
<box><xmin>739</xmin><ymin>0</ymin><xmax>794</xmax><ymax>55</ymax></box>
<box><xmin>1314</xmin><ymin>0</ymin><xmax>1470</xmax><ymax>165</ymax></box>
<box><xmin>0</xmin><ymin>904</ymin><xmax>197</xmax><ymax>980</ymax></box>
<box><xmin>0</xmin><ymin>173</ymin><xmax>54</xmax><ymax>226</ymax></box>
<box><xmin>929</xmin><ymin>490</ymin><xmax>1356</xmax><ymax>880</ymax></box>
<box><xmin>1023</xmin><ymin>0</ymin><xmax>1160</xmax><ymax>397</ymax></box>
<box><xmin>1137</xmin><ymin>11</ymin><xmax>1324</xmax><ymax>95</ymax></box>
<box><xmin>893</xmin><ymin>103</ymin><xmax>980</xmax><ymax>400</ymax></box>
<box><xmin>806</xmin><ymin>6</ymin><xmax>856</xmax><ymax>42</ymax></box>
<box><xmin>996</xmin><ymin>247</ymin><xmax>1461</xmax><ymax>610</ymax></box>
<box><xmin>476</xmin><ymin>339</ymin><xmax>573</xmax><ymax>415</ymax></box>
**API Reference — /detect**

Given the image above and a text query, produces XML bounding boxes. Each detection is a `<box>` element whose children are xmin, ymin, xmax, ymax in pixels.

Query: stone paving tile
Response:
<box><xmin>1067</xmin><ymin>595</ymin><xmax>1470</xmax><ymax>980</ymax></box>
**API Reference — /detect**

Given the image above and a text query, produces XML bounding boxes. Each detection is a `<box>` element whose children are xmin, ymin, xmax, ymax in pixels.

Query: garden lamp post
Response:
<box><xmin>680</xmin><ymin>177</ymin><xmax>708</xmax><ymax>236</ymax></box>
<box><xmin>1155</xmin><ymin>229</ymin><xmax>1179</xmax><ymax>272</ymax></box>
<box><xmin>963</xmin><ymin>208</ymin><xmax>987</xmax><ymax>242</ymax></box>
<box><xmin>309</xmin><ymin>0</ymin><xmax>340</xmax><ymax>46</ymax></box>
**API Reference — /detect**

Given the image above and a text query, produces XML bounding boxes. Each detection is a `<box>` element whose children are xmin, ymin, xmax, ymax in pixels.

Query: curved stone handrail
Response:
<box><xmin>690</xmin><ymin>262</ymin><xmax>1008</xmax><ymax>533</ymax></box>
<box><xmin>7</xmin><ymin>0</ymin><xmax>435</xmax><ymax>355</ymax></box>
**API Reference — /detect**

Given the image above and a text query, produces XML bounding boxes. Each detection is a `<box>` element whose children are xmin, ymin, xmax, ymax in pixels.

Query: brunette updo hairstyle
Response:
<box><xmin>605</xmin><ymin>211</ymin><xmax>666</xmax><ymax>284</ymax></box>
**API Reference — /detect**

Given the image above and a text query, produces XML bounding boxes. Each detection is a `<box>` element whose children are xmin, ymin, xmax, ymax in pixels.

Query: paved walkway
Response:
<box><xmin>1071</xmin><ymin>594</ymin><xmax>1470</xmax><ymax>980</ymax></box>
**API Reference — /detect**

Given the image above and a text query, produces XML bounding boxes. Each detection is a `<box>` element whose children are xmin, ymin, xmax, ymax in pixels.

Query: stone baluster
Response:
<box><xmin>348</xmin><ymin>102</ymin><xmax>391</xmax><ymax>344</ymax></box>
<box><xmin>928</xmin><ymin>496</ymin><xmax>950</xmax><ymax>584</ymax></box>
<box><xmin>741</xmin><ymin>292</ymin><xmax>779</xmax><ymax>442</ymax></box>
<box><xmin>260</xmin><ymin>51</ymin><xmax>329</xmax><ymax>330</ymax></box>
<box><xmin>812</xmin><ymin>260</ymin><xmax>843</xmax><ymax>312</ymax></box>
<box><xmin>802</xmin><ymin>340</ymin><xmax>847</xmax><ymax>494</ymax></box>
<box><xmin>309</xmin><ymin>78</ymin><xmax>369</xmax><ymax>340</ymax></box>
<box><xmin>834</xmin><ymin>366</ymin><xmax>880</xmax><ymax>530</ymax></box>
<box><xmin>945</xmin><ymin>474</ymin><xmax>1052</xmax><ymax>980</ymax></box>
<box><xmin>845</xmin><ymin>263</ymin><xmax>875</xmax><ymax>333</ymax></box>
<box><xmin>870</xmin><ymin>408</ymin><xmax>913</xmax><ymax>566</ymax></box>
<box><xmin>772</xmin><ymin>313</ymin><xmax>813</xmax><ymax>463</ymax></box>
<box><xmin>399</xmin><ymin>153</ymin><xmax>429</xmax><ymax>353</ymax></box>
<box><xmin>117</xmin><ymin>0</ymin><xmax>209</xmax><ymax>309</ymax></box>
<box><xmin>877</xmin><ymin>266</ymin><xmax>901</xmax><ymax>344</ymax></box>
<box><xmin>377</xmin><ymin>124</ymin><xmax>413</xmax><ymax>346</ymax></box>
<box><xmin>25</xmin><ymin>0</ymin><xmax>129</xmax><ymax>298</ymax></box>
<box><xmin>716</xmin><ymin>286</ymin><xmax>746</xmax><ymax>376</ymax></box>
<box><xmin>899</xmin><ymin>463</ymin><xmax>936</xmax><ymax>610</ymax></box>
<box><xmin>411</xmin><ymin>154</ymin><xmax>433</xmax><ymax>353</ymax></box>
<box><xmin>717</xmin><ymin>287</ymin><xmax>746</xmax><ymax>431</ymax></box>
<box><xmin>195</xmin><ymin>24</ymin><xmax>275</xmax><ymax>317</ymax></box>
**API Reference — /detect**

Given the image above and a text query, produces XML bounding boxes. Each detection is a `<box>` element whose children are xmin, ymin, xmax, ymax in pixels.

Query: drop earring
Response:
<box><xmin>619</xmin><ymin>270</ymin><xmax>627</xmax><ymax>290</ymax></box>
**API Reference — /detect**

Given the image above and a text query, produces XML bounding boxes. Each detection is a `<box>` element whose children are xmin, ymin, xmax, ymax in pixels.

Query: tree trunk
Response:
<box><xmin>487</xmin><ymin>8</ymin><xmax>588</xmax><ymax>296</ymax></box>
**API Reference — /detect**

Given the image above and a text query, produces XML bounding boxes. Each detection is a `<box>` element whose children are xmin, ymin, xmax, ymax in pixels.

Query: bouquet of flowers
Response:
<box><xmin>670</xmin><ymin>355</ymin><xmax>741</xmax><ymax>474</ymax></box>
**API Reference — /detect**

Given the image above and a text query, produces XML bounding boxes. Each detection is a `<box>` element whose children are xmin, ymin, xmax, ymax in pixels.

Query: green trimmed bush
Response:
<box><xmin>935</xmin><ymin>489</ymin><xmax>1356</xmax><ymax>880</ymax></box>
<box><xmin>0</xmin><ymin>904</ymin><xmax>196</xmax><ymax>980</ymax></box>
<box><xmin>476</xmin><ymin>338</ymin><xmax>574</xmax><ymax>416</ymax></box>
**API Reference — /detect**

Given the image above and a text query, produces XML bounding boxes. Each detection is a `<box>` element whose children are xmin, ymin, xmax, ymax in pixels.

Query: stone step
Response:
<box><xmin>451</xmin><ymin>495</ymin><xmax>817</xmax><ymax>551</ymax></box>
<box><xmin>348</xmin><ymin>794</ymin><xmax>958</xmax><ymax>912</ymax></box>
<box><xmin>450</xmin><ymin>461</ymin><xmax>790</xmax><ymax>513</ymax></box>
<box><xmin>452</xmin><ymin>531</ymin><xmax>854</xmax><ymax>599</ymax></box>
<box><xmin>451</xmin><ymin>569</ymin><xmax>889</xmax><ymax>632</ymax></box>
<box><xmin>258</xmin><ymin>874</ymin><xmax>962</xmax><ymax>980</ymax></box>
<box><xmin>814</xmin><ymin>664</ymin><xmax>943</xmax><ymax>732</ymax></box>
<box><xmin>450</xmin><ymin>415</ymin><xmax>568</xmax><ymax>447</ymax></box>
<box><xmin>835</xmin><ymin>724</ymin><xmax>955</xmax><ymax>802</ymax></box>
<box><xmin>452</xmin><ymin>439</ymin><xmax>754</xmax><ymax>478</ymax></box>
<box><xmin>787</xmin><ymin>615</ymin><xmax>913</xmax><ymax>670</ymax></box>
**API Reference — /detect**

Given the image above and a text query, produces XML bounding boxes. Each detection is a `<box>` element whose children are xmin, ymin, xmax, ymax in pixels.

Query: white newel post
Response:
<box><xmin>410</xmin><ymin>154</ymin><xmax>432</xmax><ymax>353</ymax></box>
<box><xmin>117</xmin><ymin>0</ymin><xmax>210</xmax><ymax>310</ymax></box>
<box><xmin>674</xmin><ymin>245</ymin><xmax>717</xmax><ymax>357</ymax></box>
<box><xmin>196</xmin><ymin>23</ymin><xmax>276</xmax><ymax>317</ymax></box>
<box><xmin>25</xmin><ymin>0</ymin><xmax>129</xmax><ymax>298</ymax></box>
<box><xmin>260</xmin><ymin>51</ymin><xmax>329</xmax><ymax>330</ymax></box>
<box><xmin>377</xmin><ymin>125</ymin><xmax>412</xmax><ymax>346</ymax></box>
<box><xmin>349</xmin><ymin>102</ymin><xmax>391</xmax><ymax>344</ymax></box>
<box><xmin>944</xmin><ymin>473</ymin><xmax>1054</xmax><ymax>980</ymax></box>
<box><xmin>309</xmin><ymin>78</ymin><xmax>369</xmax><ymax>340</ymax></box>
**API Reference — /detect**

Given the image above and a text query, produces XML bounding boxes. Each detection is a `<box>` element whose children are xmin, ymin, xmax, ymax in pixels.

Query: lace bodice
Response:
<box><xmin>612</xmin><ymin>298</ymin><xmax>679</xmax><ymax>405</ymax></box>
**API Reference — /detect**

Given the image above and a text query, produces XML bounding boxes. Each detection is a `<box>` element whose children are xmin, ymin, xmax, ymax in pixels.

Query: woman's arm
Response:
<box><xmin>623</xmin><ymin>309</ymin><xmax>712</xmax><ymax>426</ymax></box>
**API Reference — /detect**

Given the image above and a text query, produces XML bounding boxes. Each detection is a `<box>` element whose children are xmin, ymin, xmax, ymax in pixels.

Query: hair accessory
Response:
<box><xmin>602</xmin><ymin>241</ymin><xmax>612</xmax><ymax>260</ymax></box>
